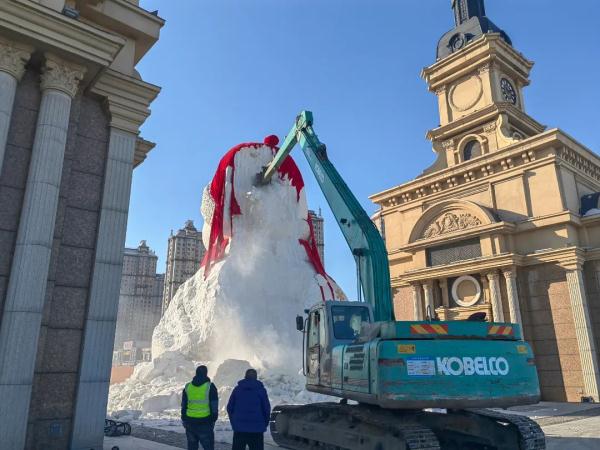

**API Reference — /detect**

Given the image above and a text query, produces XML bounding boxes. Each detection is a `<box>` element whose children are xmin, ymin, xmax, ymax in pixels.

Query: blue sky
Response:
<box><xmin>129</xmin><ymin>0</ymin><xmax>600</xmax><ymax>297</ymax></box>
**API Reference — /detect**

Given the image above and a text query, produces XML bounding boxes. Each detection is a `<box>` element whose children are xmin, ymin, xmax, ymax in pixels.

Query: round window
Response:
<box><xmin>451</xmin><ymin>275</ymin><xmax>482</xmax><ymax>307</ymax></box>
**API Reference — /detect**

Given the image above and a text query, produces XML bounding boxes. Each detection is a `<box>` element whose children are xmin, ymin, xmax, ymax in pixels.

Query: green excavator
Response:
<box><xmin>257</xmin><ymin>111</ymin><xmax>545</xmax><ymax>449</ymax></box>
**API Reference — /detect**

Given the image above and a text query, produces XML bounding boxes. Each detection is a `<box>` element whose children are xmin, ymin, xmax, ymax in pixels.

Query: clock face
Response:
<box><xmin>450</xmin><ymin>33</ymin><xmax>465</xmax><ymax>52</ymax></box>
<box><xmin>500</xmin><ymin>78</ymin><xmax>517</xmax><ymax>105</ymax></box>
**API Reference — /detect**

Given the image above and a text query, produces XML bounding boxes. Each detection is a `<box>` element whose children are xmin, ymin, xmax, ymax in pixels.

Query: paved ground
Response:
<box><xmin>544</xmin><ymin>415</ymin><xmax>600</xmax><ymax>449</ymax></box>
<box><xmin>105</xmin><ymin>402</ymin><xmax>600</xmax><ymax>449</ymax></box>
<box><xmin>105</xmin><ymin>427</ymin><xmax>279</xmax><ymax>450</ymax></box>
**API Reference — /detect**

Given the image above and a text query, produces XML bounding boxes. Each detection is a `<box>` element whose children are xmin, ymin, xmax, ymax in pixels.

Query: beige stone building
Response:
<box><xmin>0</xmin><ymin>0</ymin><xmax>162</xmax><ymax>448</ymax></box>
<box><xmin>371</xmin><ymin>1</ymin><xmax>600</xmax><ymax>403</ymax></box>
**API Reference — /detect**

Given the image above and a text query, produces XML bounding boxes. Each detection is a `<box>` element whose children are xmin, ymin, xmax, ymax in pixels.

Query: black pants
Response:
<box><xmin>232</xmin><ymin>431</ymin><xmax>264</xmax><ymax>450</ymax></box>
<box><xmin>185</xmin><ymin>421</ymin><xmax>214</xmax><ymax>450</ymax></box>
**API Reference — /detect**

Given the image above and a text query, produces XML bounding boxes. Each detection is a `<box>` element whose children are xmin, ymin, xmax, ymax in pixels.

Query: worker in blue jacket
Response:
<box><xmin>181</xmin><ymin>365</ymin><xmax>219</xmax><ymax>450</ymax></box>
<box><xmin>226</xmin><ymin>368</ymin><xmax>271</xmax><ymax>450</ymax></box>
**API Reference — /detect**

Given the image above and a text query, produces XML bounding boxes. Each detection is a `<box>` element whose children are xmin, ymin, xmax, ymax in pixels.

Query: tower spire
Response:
<box><xmin>452</xmin><ymin>0</ymin><xmax>486</xmax><ymax>26</ymax></box>
<box><xmin>437</xmin><ymin>0</ymin><xmax>511</xmax><ymax>60</ymax></box>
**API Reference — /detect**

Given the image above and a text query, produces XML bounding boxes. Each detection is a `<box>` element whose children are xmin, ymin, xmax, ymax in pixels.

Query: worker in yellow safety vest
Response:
<box><xmin>181</xmin><ymin>365</ymin><xmax>219</xmax><ymax>450</ymax></box>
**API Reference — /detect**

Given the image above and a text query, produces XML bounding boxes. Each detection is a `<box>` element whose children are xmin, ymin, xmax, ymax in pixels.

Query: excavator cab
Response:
<box><xmin>302</xmin><ymin>302</ymin><xmax>374</xmax><ymax>387</ymax></box>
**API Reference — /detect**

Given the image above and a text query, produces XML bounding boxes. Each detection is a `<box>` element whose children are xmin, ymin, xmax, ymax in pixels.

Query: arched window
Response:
<box><xmin>463</xmin><ymin>139</ymin><xmax>481</xmax><ymax>161</ymax></box>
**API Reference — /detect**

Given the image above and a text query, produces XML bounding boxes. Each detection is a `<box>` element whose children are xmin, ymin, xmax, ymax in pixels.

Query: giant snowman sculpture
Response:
<box><xmin>153</xmin><ymin>135</ymin><xmax>344</xmax><ymax>366</ymax></box>
<box><xmin>109</xmin><ymin>136</ymin><xmax>344</xmax><ymax>418</ymax></box>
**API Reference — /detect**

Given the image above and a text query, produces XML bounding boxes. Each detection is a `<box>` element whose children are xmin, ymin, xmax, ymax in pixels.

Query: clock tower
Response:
<box><xmin>372</xmin><ymin>0</ymin><xmax>600</xmax><ymax>402</ymax></box>
<box><xmin>422</xmin><ymin>0</ymin><xmax>545</xmax><ymax>171</ymax></box>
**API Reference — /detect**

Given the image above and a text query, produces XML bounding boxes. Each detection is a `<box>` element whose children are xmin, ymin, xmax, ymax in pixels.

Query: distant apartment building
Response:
<box><xmin>162</xmin><ymin>220</ymin><xmax>206</xmax><ymax>312</ymax></box>
<box><xmin>113</xmin><ymin>241</ymin><xmax>164</xmax><ymax>356</ymax></box>
<box><xmin>309</xmin><ymin>209</ymin><xmax>325</xmax><ymax>265</ymax></box>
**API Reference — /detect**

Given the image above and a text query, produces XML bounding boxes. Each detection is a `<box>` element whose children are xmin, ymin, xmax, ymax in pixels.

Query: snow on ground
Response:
<box><xmin>108</xmin><ymin>140</ymin><xmax>341</xmax><ymax>441</ymax></box>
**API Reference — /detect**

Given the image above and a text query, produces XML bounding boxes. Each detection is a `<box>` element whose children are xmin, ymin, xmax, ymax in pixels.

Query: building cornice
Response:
<box><xmin>425</xmin><ymin>103</ymin><xmax>545</xmax><ymax>142</ymax></box>
<box><xmin>393</xmin><ymin>253</ymin><xmax>522</xmax><ymax>284</ymax></box>
<box><xmin>391</xmin><ymin>247</ymin><xmax>584</xmax><ymax>284</ymax></box>
<box><xmin>371</xmin><ymin>129</ymin><xmax>599</xmax><ymax>208</ymax></box>
<box><xmin>134</xmin><ymin>137</ymin><xmax>155</xmax><ymax>168</ymax></box>
<box><xmin>91</xmin><ymin>68</ymin><xmax>160</xmax><ymax>134</ymax></box>
<box><xmin>422</xmin><ymin>34</ymin><xmax>534</xmax><ymax>91</ymax></box>
<box><xmin>79</xmin><ymin>0</ymin><xmax>164</xmax><ymax>65</ymax></box>
<box><xmin>0</xmin><ymin>0</ymin><xmax>124</xmax><ymax>69</ymax></box>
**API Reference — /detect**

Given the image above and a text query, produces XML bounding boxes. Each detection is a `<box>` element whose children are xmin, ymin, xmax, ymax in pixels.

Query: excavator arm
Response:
<box><xmin>258</xmin><ymin>111</ymin><xmax>393</xmax><ymax>321</ymax></box>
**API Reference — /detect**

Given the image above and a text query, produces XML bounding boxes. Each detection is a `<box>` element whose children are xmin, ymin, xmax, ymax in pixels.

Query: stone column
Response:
<box><xmin>503</xmin><ymin>267</ymin><xmax>522</xmax><ymax>325</ymax></box>
<box><xmin>0</xmin><ymin>38</ymin><xmax>32</xmax><ymax>174</ymax></box>
<box><xmin>486</xmin><ymin>271</ymin><xmax>504</xmax><ymax>322</ymax></box>
<box><xmin>71</xmin><ymin>123</ymin><xmax>137</xmax><ymax>449</ymax></box>
<box><xmin>565</xmin><ymin>267</ymin><xmax>600</xmax><ymax>401</ymax></box>
<box><xmin>411</xmin><ymin>283</ymin><xmax>424</xmax><ymax>321</ymax></box>
<box><xmin>0</xmin><ymin>54</ymin><xmax>84</xmax><ymax>449</ymax></box>
<box><xmin>439</xmin><ymin>278</ymin><xmax>450</xmax><ymax>308</ymax></box>
<box><xmin>423</xmin><ymin>281</ymin><xmax>435</xmax><ymax>319</ymax></box>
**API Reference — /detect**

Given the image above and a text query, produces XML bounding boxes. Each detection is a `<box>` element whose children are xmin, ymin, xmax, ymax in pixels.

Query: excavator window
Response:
<box><xmin>307</xmin><ymin>311</ymin><xmax>321</xmax><ymax>348</ymax></box>
<box><xmin>331</xmin><ymin>306</ymin><xmax>371</xmax><ymax>340</ymax></box>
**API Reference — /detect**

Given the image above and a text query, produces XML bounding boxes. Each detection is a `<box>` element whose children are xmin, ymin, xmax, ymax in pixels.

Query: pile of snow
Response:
<box><xmin>108</xmin><ymin>139</ymin><xmax>343</xmax><ymax>431</ymax></box>
<box><xmin>108</xmin><ymin>356</ymin><xmax>326</xmax><ymax>418</ymax></box>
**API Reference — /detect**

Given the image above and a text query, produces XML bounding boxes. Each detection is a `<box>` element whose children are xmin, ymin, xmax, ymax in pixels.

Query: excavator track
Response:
<box><xmin>468</xmin><ymin>408</ymin><xmax>546</xmax><ymax>450</ymax></box>
<box><xmin>414</xmin><ymin>408</ymin><xmax>545</xmax><ymax>449</ymax></box>
<box><xmin>271</xmin><ymin>402</ymin><xmax>440</xmax><ymax>450</ymax></box>
<box><xmin>270</xmin><ymin>403</ymin><xmax>545</xmax><ymax>450</ymax></box>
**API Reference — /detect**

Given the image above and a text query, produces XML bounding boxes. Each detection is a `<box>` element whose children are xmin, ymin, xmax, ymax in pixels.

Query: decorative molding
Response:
<box><xmin>442</xmin><ymin>139</ymin><xmax>455</xmax><ymax>150</ymax></box>
<box><xmin>430</xmin><ymin>182</ymin><xmax>442</xmax><ymax>193</ymax></box>
<box><xmin>422</xmin><ymin>211</ymin><xmax>482</xmax><ymax>239</ymax></box>
<box><xmin>486</xmin><ymin>271</ymin><xmax>500</xmax><ymax>282</ymax></box>
<box><xmin>41</xmin><ymin>53</ymin><xmax>86</xmax><ymax>98</ymax></box>
<box><xmin>483</xmin><ymin>122</ymin><xmax>497</xmax><ymax>133</ymax></box>
<box><xmin>134</xmin><ymin>137</ymin><xmax>156</xmax><ymax>168</ymax></box>
<box><xmin>371</xmin><ymin>129</ymin><xmax>594</xmax><ymax>209</ymax></box>
<box><xmin>502</xmin><ymin>268</ymin><xmax>516</xmax><ymax>279</ymax></box>
<box><xmin>478</xmin><ymin>63</ymin><xmax>491</xmax><ymax>74</ymax></box>
<box><xmin>559</xmin><ymin>146</ymin><xmax>600</xmax><ymax>182</ymax></box>
<box><xmin>480</xmin><ymin>164</ymin><xmax>493</xmax><ymax>176</ymax></box>
<box><xmin>449</xmin><ymin>75</ymin><xmax>483</xmax><ymax>112</ymax></box>
<box><xmin>0</xmin><ymin>37</ymin><xmax>33</xmax><ymax>80</ymax></box>
<box><xmin>426</xmin><ymin>103</ymin><xmax>545</xmax><ymax>144</ymax></box>
<box><xmin>91</xmin><ymin>68</ymin><xmax>161</xmax><ymax>134</ymax></box>
<box><xmin>495</xmin><ymin>113</ymin><xmax>522</xmax><ymax>148</ymax></box>
<box><xmin>435</xmin><ymin>85</ymin><xmax>446</xmax><ymax>96</ymax></box>
<box><xmin>451</xmin><ymin>275</ymin><xmax>482</xmax><ymax>307</ymax></box>
<box><xmin>463</xmin><ymin>171</ymin><xmax>476</xmax><ymax>182</ymax></box>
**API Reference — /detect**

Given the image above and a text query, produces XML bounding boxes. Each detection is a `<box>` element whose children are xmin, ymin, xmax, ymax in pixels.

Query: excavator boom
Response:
<box><xmin>259</xmin><ymin>111</ymin><xmax>393</xmax><ymax>321</ymax></box>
